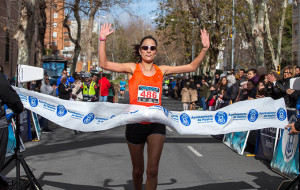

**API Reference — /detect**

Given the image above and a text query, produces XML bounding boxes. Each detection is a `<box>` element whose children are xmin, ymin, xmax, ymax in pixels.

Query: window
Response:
<box><xmin>52</xmin><ymin>41</ymin><xmax>57</xmax><ymax>46</ymax></box>
<box><xmin>54</xmin><ymin>13</ymin><xmax>58</xmax><ymax>18</ymax></box>
<box><xmin>64</xmin><ymin>38</ymin><xmax>70</xmax><ymax>42</ymax></box>
<box><xmin>64</xmin><ymin>32</ymin><xmax>68</xmax><ymax>36</ymax></box>
<box><xmin>53</xmin><ymin>32</ymin><xmax>57</xmax><ymax>39</ymax></box>
<box><xmin>295</xmin><ymin>24</ymin><xmax>298</xmax><ymax>35</ymax></box>
<box><xmin>53</xmin><ymin>23</ymin><xmax>57</xmax><ymax>27</ymax></box>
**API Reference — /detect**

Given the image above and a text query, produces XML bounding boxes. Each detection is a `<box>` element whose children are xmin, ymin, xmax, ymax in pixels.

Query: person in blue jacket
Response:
<box><xmin>56</xmin><ymin>69</ymin><xmax>75</xmax><ymax>95</ymax></box>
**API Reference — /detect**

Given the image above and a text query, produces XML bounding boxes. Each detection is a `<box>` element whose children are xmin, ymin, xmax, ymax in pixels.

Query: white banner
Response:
<box><xmin>14</xmin><ymin>87</ymin><xmax>288</xmax><ymax>135</ymax></box>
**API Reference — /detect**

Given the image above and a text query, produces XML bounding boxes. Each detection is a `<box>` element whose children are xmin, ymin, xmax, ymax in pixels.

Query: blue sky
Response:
<box><xmin>101</xmin><ymin>0</ymin><xmax>158</xmax><ymax>25</ymax></box>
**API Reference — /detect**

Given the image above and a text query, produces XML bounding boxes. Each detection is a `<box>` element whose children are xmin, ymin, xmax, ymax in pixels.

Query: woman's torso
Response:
<box><xmin>128</xmin><ymin>63</ymin><xmax>163</xmax><ymax>107</ymax></box>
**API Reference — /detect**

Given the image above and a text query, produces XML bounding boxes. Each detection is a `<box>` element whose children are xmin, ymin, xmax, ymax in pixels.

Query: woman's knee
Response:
<box><xmin>132</xmin><ymin>167</ymin><xmax>144</xmax><ymax>178</ymax></box>
<box><xmin>146</xmin><ymin>166</ymin><xmax>158</xmax><ymax>179</ymax></box>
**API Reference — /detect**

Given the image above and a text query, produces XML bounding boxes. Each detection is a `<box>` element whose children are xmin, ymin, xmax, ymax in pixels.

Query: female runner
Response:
<box><xmin>99</xmin><ymin>23</ymin><xmax>210</xmax><ymax>190</ymax></box>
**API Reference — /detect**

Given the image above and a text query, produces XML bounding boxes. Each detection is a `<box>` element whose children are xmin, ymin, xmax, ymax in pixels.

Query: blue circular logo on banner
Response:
<box><xmin>163</xmin><ymin>107</ymin><xmax>169</xmax><ymax>117</ymax></box>
<box><xmin>248</xmin><ymin>109</ymin><xmax>258</xmax><ymax>122</ymax></box>
<box><xmin>180</xmin><ymin>113</ymin><xmax>191</xmax><ymax>126</ymax></box>
<box><xmin>285</xmin><ymin>135</ymin><xmax>295</xmax><ymax>160</ymax></box>
<box><xmin>28</xmin><ymin>96</ymin><xmax>38</xmax><ymax>107</ymax></box>
<box><xmin>83</xmin><ymin>113</ymin><xmax>95</xmax><ymax>124</ymax></box>
<box><xmin>277</xmin><ymin>108</ymin><xmax>287</xmax><ymax>121</ymax></box>
<box><xmin>215</xmin><ymin>111</ymin><xmax>228</xmax><ymax>125</ymax></box>
<box><xmin>56</xmin><ymin>105</ymin><xmax>67</xmax><ymax>117</ymax></box>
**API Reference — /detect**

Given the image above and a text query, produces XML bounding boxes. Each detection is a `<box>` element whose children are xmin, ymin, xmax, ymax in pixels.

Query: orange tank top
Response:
<box><xmin>129</xmin><ymin>63</ymin><xmax>163</xmax><ymax>107</ymax></box>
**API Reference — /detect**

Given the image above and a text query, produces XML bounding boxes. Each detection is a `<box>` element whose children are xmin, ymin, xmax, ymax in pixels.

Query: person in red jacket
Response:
<box><xmin>98</xmin><ymin>73</ymin><xmax>111</xmax><ymax>102</ymax></box>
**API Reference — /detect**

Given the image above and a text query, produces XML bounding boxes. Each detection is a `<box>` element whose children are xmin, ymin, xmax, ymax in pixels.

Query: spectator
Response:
<box><xmin>58</xmin><ymin>76</ymin><xmax>72</xmax><ymax>100</ymax></box>
<box><xmin>76</xmin><ymin>73</ymin><xmax>98</xmax><ymax>102</ymax></box>
<box><xmin>223</xmin><ymin>74</ymin><xmax>239</xmax><ymax>104</ymax></box>
<box><xmin>204</xmin><ymin>72</ymin><xmax>212</xmax><ymax>84</ymax></box>
<box><xmin>266</xmin><ymin>70</ymin><xmax>285</xmax><ymax>100</ymax></box>
<box><xmin>214</xmin><ymin>73</ymin><xmax>220</xmax><ymax>85</ymax></box>
<box><xmin>98</xmin><ymin>73</ymin><xmax>111</xmax><ymax>102</ymax></box>
<box><xmin>246</xmin><ymin>80</ymin><xmax>257</xmax><ymax>100</ymax></box>
<box><xmin>114</xmin><ymin>84</ymin><xmax>119</xmax><ymax>103</ymax></box>
<box><xmin>236</xmin><ymin>81</ymin><xmax>248</xmax><ymax>102</ymax></box>
<box><xmin>239</xmin><ymin>69</ymin><xmax>247</xmax><ymax>84</ymax></box>
<box><xmin>41</xmin><ymin>76</ymin><xmax>56</xmax><ymax>96</ymax></box>
<box><xmin>256</xmin><ymin>81</ymin><xmax>266</xmax><ymax>99</ymax></box>
<box><xmin>56</xmin><ymin>69</ymin><xmax>75</xmax><ymax>95</ymax></box>
<box><xmin>295</xmin><ymin>66</ymin><xmax>300</xmax><ymax>77</ymax></box>
<box><xmin>0</xmin><ymin>72</ymin><xmax>23</xmax><ymax>188</ymax></box>
<box><xmin>199</xmin><ymin>78</ymin><xmax>210</xmax><ymax>111</ymax></box>
<box><xmin>282</xmin><ymin>66</ymin><xmax>299</xmax><ymax>108</ymax></box>
<box><xmin>189</xmin><ymin>83</ymin><xmax>198</xmax><ymax>110</ymax></box>
<box><xmin>181</xmin><ymin>83</ymin><xmax>190</xmax><ymax>111</ymax></box>
<box><xmin>108</xmin><ymin>82</ymin><xmax>115</xmax><ymax>103</ymax></box>
<box><xmin>40</xmin><ymin>75</ymin><xmax>56</xmax><ymax>133</ymax></box>
<box><xmin>0</xmin><ymin>66</ymin><xmax>7</xmax><ymax>80</ymax></box>
<box><xmin>119</xmin><ymin>78</ymin><xmax>126</xmax><ymax>99</ymax></box>
<box><xmin>207</xmin><ymin>85</ymin><xmax>217</xmax><ymax>111</ymax></box>
<box><xmin>229</xmin><ymin>69</ymin><xmax>235</xmax><ymax>76</ymax></box>
<box><xmin>215</xmin><ymin>88</ymin><xmax>228</xmax><ymax>109</ymax></box>
<box><xmin>72</xmin><ymin>75</ymin><xmax>83</xmax><ymax>101</ymax></box>
<box><xmin>216</xmin><ymin>76</ymin><xmax>228</xmax><ymax>94</ymax></box>
<box><xmin>247</xmin><ymin>68</ymin><xmax>259</xmax><ymax>85</ymax></box>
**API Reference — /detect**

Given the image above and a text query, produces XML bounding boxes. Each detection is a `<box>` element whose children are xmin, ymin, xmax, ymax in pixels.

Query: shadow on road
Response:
<box><xmin>23</xmin><ymin>135</ymin><xmax>221</xmax><ymax>157</ymax></box>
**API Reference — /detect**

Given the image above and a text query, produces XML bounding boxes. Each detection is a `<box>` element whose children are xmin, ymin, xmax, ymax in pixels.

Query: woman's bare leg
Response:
<box><xmin>145</xmin><ymin>134</ymin><xmax>165</xmax><ymax>190</ymax></box>
<box><xmin>127</xmin><ymin>142</ymin><xmax>145</xmax><ymax>190</ymax></box>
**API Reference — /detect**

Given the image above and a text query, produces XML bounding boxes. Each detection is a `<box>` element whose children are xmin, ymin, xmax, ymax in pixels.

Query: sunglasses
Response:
<box><xmin>140</xmin><ymin>45</ymin><xmax>157</xmax><ymax>51</ymax></box>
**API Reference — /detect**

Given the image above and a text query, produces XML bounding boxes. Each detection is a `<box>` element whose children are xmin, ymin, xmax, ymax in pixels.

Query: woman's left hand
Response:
<box><xmin>201</xmin><ymin>29</ymin><xmax>210</xmax><ymax>50</ymax></box>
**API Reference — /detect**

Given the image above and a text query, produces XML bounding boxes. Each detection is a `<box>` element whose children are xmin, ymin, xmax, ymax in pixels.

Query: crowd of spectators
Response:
<box><xmin>28</xmin><ymin>69</ymin><xmax>122</xmax><ymax>134</ymax></box>
<box><xmin>164</xmin><ymin>66</ymin><xmax>300</xmax><ymax>112</ymax></box>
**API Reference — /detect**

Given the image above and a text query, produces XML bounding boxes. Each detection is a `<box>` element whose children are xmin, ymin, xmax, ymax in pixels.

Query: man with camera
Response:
<box><xmin>0</xmin><ymin>71</ymin><xmax>24</xmax><ymax>188</ymax></box>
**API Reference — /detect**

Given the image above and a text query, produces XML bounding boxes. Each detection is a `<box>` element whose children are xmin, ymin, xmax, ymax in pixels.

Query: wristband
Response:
<box><xmin>99</xmin><ymin>38</ymin><xmax>106</xmax><ymax>41</ymax></box>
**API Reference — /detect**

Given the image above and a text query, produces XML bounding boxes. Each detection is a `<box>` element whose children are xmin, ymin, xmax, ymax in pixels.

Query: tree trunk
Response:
<box><xmin>246</xmin><ymin>0</ymin><xmax>266</xmax><ymax>67</ymax></box>
<box><xmin>63</xmin><ymin>0</ymin><xmax>81</xmax><ymax>74</ymax></box>
<box><xmin>86</xmin><ymin>1</ymin><xmax>101</xmax><ymax>70</ymax></box>
<box><xmin>14</xmin><ymin>0</ymin><xmax>35</xmax><ymax>66</ymax></box>
<box><xmin>34</xmin><ymin>0</ymin><xmax>46</xmax><ymax>67</ymax></box>
<box><xmin>265</xmin><ymin>0</ymin><xmax>287</xmax><ymax>69</ymax></box>
<box><xmin>276</xmin><ymin>0</ymin><xmax>288</xmax><ymax>67</ymax></box>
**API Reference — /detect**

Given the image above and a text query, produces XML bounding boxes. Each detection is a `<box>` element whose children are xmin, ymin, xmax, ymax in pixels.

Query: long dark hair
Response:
<box><xmin>132</xmin><ymin>35</ymin><xmax>158</xmax><ymax>63</ymax></box>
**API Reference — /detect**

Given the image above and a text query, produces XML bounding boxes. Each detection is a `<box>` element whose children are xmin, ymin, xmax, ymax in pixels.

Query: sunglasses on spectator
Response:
<box><xmin>140</xmin><ymin>45</ymin><xmax>157</xmax><ymax>51</ymax></box>
<box><xmin>284</xmin><ymin>71</ymin><xmax>290</xmax><ymax>74</ymax></box>
<box><xmin>63</xmin><ymin>72</ymin><xmax>67</xmax><ymax>74</ymax></box>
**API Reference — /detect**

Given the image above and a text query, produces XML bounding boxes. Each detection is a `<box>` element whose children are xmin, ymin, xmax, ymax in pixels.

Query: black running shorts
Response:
<box><xmin>126</xmin><ymin>123</ymin><xmax>166</xmax><ymax>144</ymax></box>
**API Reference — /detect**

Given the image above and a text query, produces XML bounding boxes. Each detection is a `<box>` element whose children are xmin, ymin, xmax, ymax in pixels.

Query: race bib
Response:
<box><xmin>138</xmin><ymin>85</ymin><xmax>160</xmax><ymax>104</ymax></box>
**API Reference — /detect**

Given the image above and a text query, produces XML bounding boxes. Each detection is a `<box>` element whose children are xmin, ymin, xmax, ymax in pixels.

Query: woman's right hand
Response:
<box><xmin>99</xmin><ymin>23</ymin><xmax>114</xmax><ymax>39</ymax></box>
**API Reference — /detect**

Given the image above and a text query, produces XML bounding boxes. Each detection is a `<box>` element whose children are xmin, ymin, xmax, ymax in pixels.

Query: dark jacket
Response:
<box><xmin>58</xmin><ymin>83</ymin><xmax>72</xmax><ymax>100</ymax></box>
<box><xmin>0</xmin><ymin>72</ymin><xmax>24</xmax><ymax>128</ymax></box>
<box><xmin>295</xmin><ymin>118</ymin><xmax>300</xmax><ymax>131</ymax></box>
<box><xmin>266</xmin><ymin>81</ymin><xmax>286</xmax><ymax>100</ymax></box>
<box><xmin>280</xmin><ymin>77</ymin><xmax>299</xmax><ymax>108</ymax></box>
<box><xmin>223</xmin><ymin>83</ymin><xmax>239</xmax><ymax>103</ymax></box>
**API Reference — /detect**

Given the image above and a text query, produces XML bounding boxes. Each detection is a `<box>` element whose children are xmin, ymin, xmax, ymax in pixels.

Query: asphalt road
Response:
<box><xmin>3</xmin><ymin>92</ymin><xmax>285</xmax><ymax>190</ymax></box>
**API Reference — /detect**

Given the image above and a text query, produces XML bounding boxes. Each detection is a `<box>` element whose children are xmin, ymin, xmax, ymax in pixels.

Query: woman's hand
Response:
<box><xmin>201</xmin><ymin>29</ymin><xmax>210</xmax><ymax>50</ymax></box>
<box><xmin>99</xmin><ymin>23</ymin><xmax>114</xmax><ymax>39</ymax></box>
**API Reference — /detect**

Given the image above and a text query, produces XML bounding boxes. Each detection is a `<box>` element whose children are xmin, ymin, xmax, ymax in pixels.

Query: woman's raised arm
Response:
<box><xmin>160</xmin><ymin>29</ymin><xmax>210</xmax><ymax>75</ymax></box>
<box><xmin>99</xmin><ymin>23</ymin><xmax>135</xmax><ymax>74</ymax></box>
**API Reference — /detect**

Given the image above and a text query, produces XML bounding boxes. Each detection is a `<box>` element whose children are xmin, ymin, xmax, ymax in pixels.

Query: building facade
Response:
<box><xmin>0</xmin><ymin>0</ymin><xmax>20</xmax><ymax>79</ymax></box>
<box><xmin>45</xmin><ymin>0</ymin><xmax>71</xmax><ymax>56</ymax></box>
